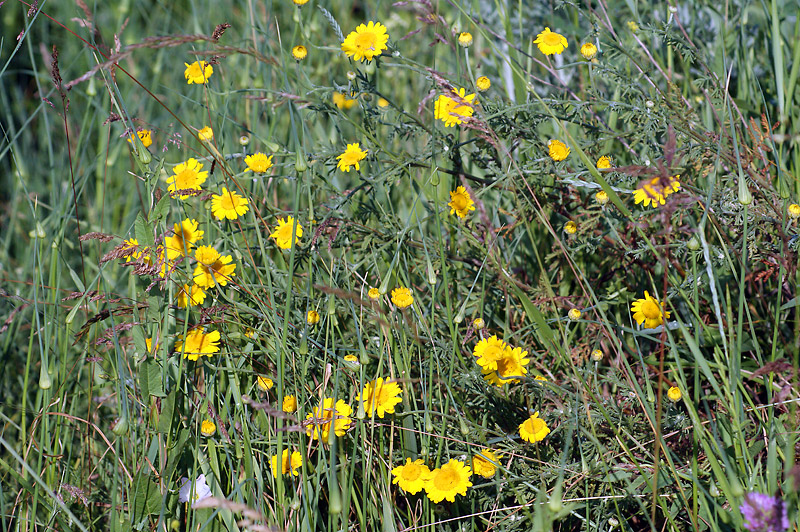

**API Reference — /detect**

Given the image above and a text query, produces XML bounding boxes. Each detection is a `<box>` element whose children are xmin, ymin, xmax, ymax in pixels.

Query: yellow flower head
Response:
<box><xmin>305</xmin><ymin>398</ymin><xmax>353</xmax><ymax>441</ymax></box>
<box><xmin>270</xmin><ymin>449</ymin><xmax>303</xmax><ymax>477</ymax></box>
<box><xmin>482</xmin><ymin>346</ymin><xmax>530</xmax><ymax>386</ymax></box>
<box><xmin>634</xmin><ymin>175</ymin><xmax>680</xmax><ymax>207</ymax></box>
<box><xmin>175</xmin><ymin>328</ymin><xmax>221</xmax><ymax>361</ymax></box>
<box><xmin>165</xmin><ymin>219</ymin><xmax>204</xmax><ymax>260</ymax></box>
<box><xmin>596</xmin><ymin>156</ymin><xmax>612</xmax><ymax>169</ymax></box>
<box><xmin>472</xmin><ymin>449</ymin><xmax>499</xmax><ymax>479</ymax></box>
<box><xmin>424</xmin><ymin>459</ymin><xmax>473</xmax><ymax>503</ymax></box>
<box><xmin>448</xmin><ymin>186</ymin><xmax>475</xmax><ymax>218</ymax></box>
<box><xmin>192</xmin><ymin>246</ymin><xmax>236</xmax><ymax>288</ymax></box>
<box><xmin>200</xmin><ymin>419</ymin><xmax>216</xmax><ymax>437</ymax></box>
<box><xmin>391</xmin><ymin>287</ymin><xmax>413</xmax><ymax>309</ymax></box>
<box><xmin>595</xmin><ymin>190</ymin><xmax>609</xmax><ymax>205</ymax></box>
<box><xmin>564</xmin><ymin>221</ymin><xmax>577</xmax><ymax>235</ymax></box>
<box><xmin>121</xmin><ymin>238</ymin><xmax>142</xmax><ymax>263</ymax></box>
<box><xmin>434</xmin><ymin>87</ymin><xmax>476</xmax><ymax>127</ymax></box>
<box><xmin>357</xmin><ymin>377</ymin><xmax>403</xmax><ymax>418</ymax></box>
<box><xmin>257</xmin><ymin>376</ymin><xmax>274</xmax><ymax>391</ymax></box>
<box><xmin>341</xmin><ymin>21</ymin><xmax>389</xmax><ymax>62</ymax></box>
<box><xmin>591</xmin><ymin>349</ymin><xmax>603</xmax><ymax>361</ymax></box>
<box><xmin>568</xmin><ymin>308</ymin><xmax>581</xmax><ymax>320</ymax></box>
<box><xmin>282</xmin><ymin>395</ymin><xmax>298</xmax><ymax>413</ymax></box>
<box><xmin>580</xmin><ymin>42</ymin><xmax>598</xmax><ymax>60</ymax></box>
<box><xmin>473</xmin><ymin>335</ymin><xmax>508</xmax><ymax>371</ymax></box>
<box><xmin>472</xmin><ymin>317</ymin><xmax>485</xmax><ymax>330</ymax></box>
<box><xmin>457</xmin><ymin>32</ymin><xmax>473</xmax><ymax>47</ymax></box>
<box><xmin>292</xmin><ymin>0</ymin><xmax>309</xmax><ymax>5</ymax></box>
<box><xmin>630</xmin><ymin>291</ymin><xmax>670</xmax><ymax>329</ymax></box>
<box><xmin>548</xmin><ymin>139</ymin><xmax>570</xmax><ymax>161</ymax></box>
<box><xmin>270</xmin><ymin>216</ymin><xmax>303</xmax><ymax>249</ymax></box>
<box><xmin>337</xmin><ymin>143</ymin><xmax>368</xmax><ymax>172</ymax></box>
<box><xmin>391</xmin><ymin>458</ymin><xmax>431</xmax><ymax>495</ymax></box>
<box><xmin>184</xmin><ymin>60</ymin><xmax>213</xmax><ymax>84</ymax></box>
<box><xmin>476</xmin><ymin>76</ymin><xmax>491</xmax><ymax>92</ymax></box>
<box><xmin>211</xmin><ymin>188</ymin><xmax>250</xmax><ymax>221</ymax></box>
<box><xmin>145</xmin><ymin>337</ymin><xmax>159</xmax><ymax>353</ymax></box>
<box><xmin>377</xmin><ymin>97</ymin><xmax>390</xmax><ymax>108</ymax></box>
<box><xmin>307</xmin><ymin>310</ymin><xmax>320</xmax><ymax>325</ymax></box>
<box><xmin>198</xmin><ymin>126</ymin><xmax>214</xmax><ymax>142</ymax></box>
<box><xmin>333</xmin><ymin>92</ymin><xmax>358</xmax><ymax>110</ymax></box>
<box><xmin>368</xmin><ymin>287</ymin><xmax>381</xmax><ymax>300</ymax></box>
<box><xmin>292</xmin><ymin>45</ymin><xmax>308</xmax><ymax>60</ymax></box>
<box><xmin>244</xmin><ymin>152</ymin><xmax>274</xmax><ymax>173</ymax></box>
<box><xmin>519</xmin><ymin>411</ymin><xmax>550</xmax><ymax>443</ymax></box>
<box><xmin>127</xmin><ymin>129</ymin><xmax>153</xmax><ymax>148</ymax></box>
<box><xmin>167</xmin><ymin>158</ymin><xmax>208</xmax><ymax>199</ymax></box>
<box><xmin>534</xmin><ymin>27</ymin><xmax>568</xmax><ymax>55</ymax></box>
<box><xmin>788</xmin><ymin>204</ymin><xmax>800</xmax><ymax>219</ymax></box>
<box><xmin>176</xmin><ymin>283</ymin><xmax>206</xmax><ymax>309</ymax></box>
<box><xmin>627</xmin><ymin>20</ymin><xmax>639</xmax><ymax>32</ymax></box>
<box><xmin>667</xmin><ymin>386</ymin><xmax>682</xmax><ymax>402</ymax></box>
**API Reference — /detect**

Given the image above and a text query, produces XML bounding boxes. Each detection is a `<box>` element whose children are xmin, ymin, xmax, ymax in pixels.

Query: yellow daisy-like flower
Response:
<box><xmin>667</xmin><ymin>386</ymin><xmax>682</xmax><ymax>402</ymax></box>
<box><xmin>580</xmin><ymin>42</ymin><xmax>598</xmax><ymax>60</ymax></box>
<box><xmin>269</xmin><ymin>216</ymin><xmax>303</xmax><ymax>250</ymax></box>
<box><xmin>127</xmin><ymin>129</ymin><xmax>153</xmax><ymax>148</ymax></box>
<box><xmin>476</xmin><ymin>76</ymin><xmax>490</xmax><ymax>92</ymax></box>
<box><xmin>391</xmin><ymin>458</ymin><xmax>431</xmax><ymax>495</ymax></box>
<box><xmin>424</xmin><ymin>459</ymin><xmax>473</xmax><ymax>503</ymax></box>
<box><xmin>596</xmin><ymin>156</ymin><xmax>612</xmax><ymax>169</ymax></box>
<box><xmin>307</xmin><ymin>310</ymin><xmax>320</xmax><ymax>325</ymax></box>
<box><xmin>198</xmin><ymin>126</ymin><xmax>214</xmax><ymax>142</ymax></box>
<box><xmin>434</xmin><ymin>87</ymin><xmax>476</xmax><ymax>127</ymax></box>
<box><xmin>270</xmin><ymin>449</ymin><xmax>303</xmax><ymax>477</ymax></box>
<box><xmin>482</xmin><ymin>346</ymin><xmax>530</xmax><ymax>386</ymax></box>
<box><xmin>634</xmin><ymin>175</ymin><xmax>681</xmax><ymax>207</ymax></box>
<box><xmin>448</xmin><ymin>186</ymin><xmax>475</xmax><ymax>218</ymax></box>
<box><xmin>341</xmin><ymin>21</ymin><xmax>389</xmax><ymax>62</ymax></box>
<box><xmin>257</xmin><ymin>376</ymin><xmax>274</xmax><ymax>391</ymax></box>
<box><xmin>305</xmin><ymin>398</ymin><xmax>353</xmax><ymax>441</ymax></box>
<box><xmin>391</xmin><ymin>287</ymin><xmax>413</xmax><ymax>309</ymax></box>
<box><xmin>337</xmin><ymin>143</ymin><xmax>367</xmax><ymax>172</ymax></box>
<box><xmin>176</xmin><ymin>283</ymin><xmax>206</xmax><ymax>309</ymax></box>
<box><xmin>457</xmin><ymin>32</ymin><xmax>473</xmax><ymax>47</ymax></box>
<box><xmin>244</xmin><ymin>152</ymin><xmax>273</xmax><ymax>173</ymax></box>
<box><xmin>630</xmin><ymin>290</ymin><xmax>670</xmax><ymax>328</ymax></box>
<box><xmin>472</xmin><ymin>335</ymin><xmax>508</xmax><ymax>371</ymax></box>
<box><xmin>357</xmin><ymin>377</ymin><xmax>402</xmax><ymax>418</ymax></box>
<box><xmin>548</xmin><ymin>139</ymin><xmax>570</xmax><ymax>161</ymax></box>
<box><xmin>174</xmin><ymin>328</ymin><xmax>221</xmax><ymax>361</ymax></box>
<box><xmin>200</xmin><ymin>419</ymin><xmax>216</xmax><ymax>437</ymax></box>
<box><xmin>167</xmin><ymin>158</ymin><xmax>208</xmax><ymax>199</ymax></box>
<box><xmin>519</xmin><ymin>411</ymin><xmax>550</xmax><ymax>443</ymax></box>
<box><xmin>472</xmin><ymin>449</ymin><xmax>499</xmax><ymax>479</ymax></box>
<box><xmin>184</xmin><ymin>60</ymin><xmax>213</xmax><ymax>85</ymax></box>
<box><xmin>534</xmin><ymin>27</ymin><xmax>568</xmax><ymax>55</ymax></box>
<box><xmin>193</xmin><ymin>245</ymin><xmax>236</xmax><ymax>288</ymax></box>
<box><xmin>343</xmin><ymin>354</ymin><xmax>359</xmax><ymax>365</ymax></box>
<box><xmin>368</xmin><ymin>287</ymin><xmax>381</xmax><ymax>300</ymax></box>
<box><xmin>121</xmin><ymin>238</ymin><xmax>142</xmax><ymax>263</ymax></box>
<box><xmin>211</xmin><ymin>188</ymin><xmax>250</xmax><ymax>221</ymax></box>
<box><xmin>292</xmin><ymin>45</ymin><xmax>307</xmax><ymax>60</ymax></box>
<box><xmin>333</xmin><ymin>92</ymin><xmax>358</xmax><ymax>110</ymax></box>
<box><xmin>165</xmin><ymin>219</ymin><xmax>204</xmax><ymax>260</ymax></box>
<box><xmin>788</xmin><ymin>204</ymin><xmax>800</xmax><ymax>219</ymax></box>
<box><xmin>595</xmin><ymin>190</ymin><xmax>609</xmax><ymax>205</ymax></box>
<box><xmin>564</xmin><ymin>221</ymin><xmax>577</xmax><ymax>234</ymax></box>
<box><xmin>282</xmin><ymin>395</ymin><xmax>298</xmax><ymax>413</ymax></box>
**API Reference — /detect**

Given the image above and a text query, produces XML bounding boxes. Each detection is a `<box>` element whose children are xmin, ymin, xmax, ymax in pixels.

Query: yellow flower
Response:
<box><xmin>167</xmin><ymin>158</ymin><xmax>208</xmax><ymax>199</ymax></box>
<box><xmin>211</xmin><ymin>188</ymin><xmax>250</xmax><ymax>221</ymax></box>
<box><xmin>482</xmin><ymin>346</ymin><xmax>530</xmax><ymax>386</ymax></box>
<box><xmin>789</xmin><ymin>204</ymin><xmax>800</xmax><ymax>219</ymax></box>
<box><xmin>476</xmin><ymin>76</ymin><xmax>490</xmax><ymax>92</ymax></box>
<box><xmin>548</xmin><ymin>139</ymin><xmax>570</xmax><ymax>161</ymax></box>
<box><xmin>145</xmin><ymin>337</ymin><xmax>159</xmax><ymax>353</ymax></box>
<box><xmin>121</xmin><ymin>238</ymin><xmax>142</xmax><ymax>263</ymax></box>
<box><xmin>198</xmin><ymin>126</ymin><xmax>214</xmax><ymax>142</ymax></box>
<box><xmin>184</xmin><ymin>60</ymin><xmax>213</xmax><ymax>84</ymax></box>
<box><xmin>667</xmin><ymin>386</ymin><xmax>682</xmax><ymax>402</ymax></box>
<box><xmin>534</xmin><ymin>375</ymin><xmax>548</xmax><ymax>383</ymax></box>
<box><xmin>292</xmin><ymin>0</ymin><xmax>309</xmax><ymax>5</ymax></box>
<box><xmin>591</xmin><ymin>349</ymin><xmax>603</xmax><ymax>361</ymax></box>
<box><xmin>434</xmin><ymin>87</ymin><xmax>476</xmax><ymax>127</ymax></box>
<box><xmin>472</xmin><ymin>449</ymin><xmax>499</xmax><ymax>479</ymax></box>
<box><xmin>270</xmin><ymin>216</ymin><xmax>303</xmax><ymax>249</ymax></box>
<box><xmin>631</xmin><ymin>291</ymin><xmax>670</xmax><ymax>329</ymax></box>
<box><xmin>568</xmin><ymin>308</ymin><xmax>581</xmax><ymax>320</ymax></box>
<box><xmin>595</xmin><ymin>190</ymin><xmax>609</xmax><ymax>205</ymax></box>
<box><xmin>270</xmin><ymin>449</ymin><xmax>303</xmax><ymax>477</ymax></box>
<box><xmin>534</xmin><ymin>27</ymin><xmax>568</xmax><ymax>55</ymax></box>
<box><xmin>391</xmin><ymin>287</ymin><xmax>413</xmax><ymax>309</ymax></box>
<box><xmin>457</xmin><ymin>32</ymin><xmax>473</xmax><ymax>47</ymax></box>
<box><xmin>176</xmin><ymin>283</ymin><xmax>206</xmax><ymax>309</ymax></box>
<box><xmin>424</xmin><ymin>459</ymin><xmax>472</xmax><ymax>503</ymax></box>
<box><xmin>192</xmin><ymin>245</ymin><xmax>236</xmax><ymax>288</ymax></box>
<box><xmin>200</xmin><ymin>419</ymin><xmax>216</xmax><ymax>437</ymax></box>
<box><xmin>377</xmin><ymin>97</ymin><xmax>389</xmax><ymax>108</ymax></box>
<box><xmin>343</xmin><ymin>354</ymin><xmax>359</xmax><ymax>363</ymax></box>
<box><xmin>627</xmin><ymin>20</ymin><xmax>639</xmax><ymax>32</ymax></box>
<box><xmin>257</xmin><ymin>376</ymin><xmax>274</xmax><ymax>391</ymax></box>
<box><xmin>473</xmin><ymin>335</ymin><xmax>507</xmax><ymax>371</ymax></box>
<box><xmin>341</xmin><ymin>21</ymin><xmax>389</xmax><ymax>62</ymax></box>
<box><xmin>472</xmin><ymin>317</ymin><xmax>485</xmax><ymax>330</ymax></box>
<box><xmin>307</xmin><ymin>310</ymin><xmax>320</xmax><ymax>324</ymax></box>
<box><xmin>244</xmin><ymin>152</ymin><xmax>273</xmax><ymax>173</ymax></box>
<box><xmin>634</xmin><ymin>175</ymin><xmax>680</xmax><ymax>207</ymax></box>
<box><xmin>282</xmin><ymin>395</ymin><xmax>298</xmax><ymax>413</ymax></box>
<box><xmin>127</xmin><ymin>129</ymin><xmax>152</xmax><ymax>148</ymax></box>
<box><xmin>519</xmin><ymin>411</ymin><xmax>550</xmax><ymax>443</ymax></box>
<box><xmin>305</xmin><ymin>398</ymin><xmax>353</xmax><ymax>441</ymax></box>
<box><xmin>448</xmin><ymin>186</ymin><xmax>475</xmax><ymax>218</ymax></box>
<box><xmin>337</xmin><ymin>143</ymin><xmax>367</xmax><ymax>172</ymax></box>
<box><xmin>332</xmin><ymin>92</ymin><xmax>358</xmax><ymax>110</ymax></box>
<box><xmin>368</xmin><ymin>287</ymin><xmax>381</xmax><ymax>300</ymax></box>
<box><xmin>174</xmin><ymin>328</ymin><xmax>221</xmax><ymax>361</ymax></box>
<box><xmin>292</xmin><ymin>45</ymin><xmax>307</xmax><ymax>60</ymax></box>
<box><xmin>392</xmin><ymin>458</ymin><xmax>431</xmax><ymax>495</ymax></box>
<box><xmin>580</xmin><ymin>42</ymin><xmax>597</xmax><ymax>60</ymax></box>
<box><xmin>564</xmin><ymin>221</ymin><xmax>577</xmax><ymax>234</ymax></box>
<box><xmin>596</xmin><ymin>156</ymin><xmax>612</xmax><ymax>169</ymax></box>
<box><xmin>357</xmin><ymin>377</ymin><xmax>402</xmax><ymax>418</ymax></box>
<box><xmin>165</xmin><ymin>219</ymin><xmax>204</xmax><ymax>260</ymax></box>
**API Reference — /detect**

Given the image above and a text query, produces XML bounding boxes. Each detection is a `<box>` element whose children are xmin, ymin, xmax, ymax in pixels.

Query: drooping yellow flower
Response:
<box><xmin>341</xmin><ymin>21</ymin><xmax>389</xmax><ymax>62</ymax></box>
<box><xmin>244</xmin><ymin>152</ymin><xmax>273</xmax><ymax>173</ymax></box>
<box><xmin>174</xmin><ymin>328</ymin><xmax>221</xmax><ymax>361</ymax></box>
<box><xmin>257</xmin><ymin>376</ymin><xmax>274</xmax><ymax>391</ymax></box>
<box><xmin>534</xmin><ymin>28</ymin><xmax>568</xmax><ymax>55</ymax></box>
<box><xmin>391</xmin><ymin>458</ymin><xmax>431</xmax><ymax>495</ymax></box>
<box><xmin>333</xmin><ymin>92</ymin><xmax>358</xmax><ymax>110</ymax></box>
<box><xmin>596</xmin><ymin>156</ymin><xmax>612</xmax><ymax>169</ymax></box>
<box><xmin>519</xmin><ymin>411</ymin><xmax>550</xmax><ymax>443</ymax></box>
<box><xmin>291</xmin><ymin>45</ymin><xmax>307</xmax><ymax>60</ymax></box>
<box><xmin>306</xmin><ymin>310</ymin><xmax>320</xmax><ymax>325</ymax></box>
<box><xmin>482</xmin><ymin>346</ymin><xmax>530</xmax><ymax>386</ymax></box>
<box><xmin>270</xmin><ymin>449</ymin><xmax>303</xmax><ymax>477</ymax></box>
<box><xmin>630</xmin><ymin>290</ymin><xmax>670</xmax><ymax>328</ymax></box>
<box><xmin>472</xmin><ymin>335</ymin><xmax>507</xmax><ymax>371</ymax></box>
<box><xmin>193</xmin><ymin>246</ymin><xmax>236</xmax><ymax>288</ymax></box>
<box><xmin>448</xmin><ymin>186</ymin><xmax>475</xmax><ymax>218</ymax></box>
<box><xmin>282</xmin><ymin>395</ymin><xmax>298</xmax><ymax>413</ymax></box>
<box><xmin>476</xmin><ymin>76</ymin><xmax>491</xmax><ymax>92</ymax></box>
<box><xmin>305</xmin><ymin>398</ymin><xmax>353</xmax><ymax>441</ymax></box>
<box><xmin>184</xmin><ymin>60</ymin><xmax>213</xmax><ymax>84</ymax></box>
<box><xmin>534</xmin><ymin>375</ymin><xmax>548</xmax><ymax>383</ymax></box>
<box><xmin>424</xmin><ymin>459</ymin><xmax>473</xmax><ymax>503</ymax></box>
<box><xmin>269</xmin><ymin>216</ymin><xmax>303</xmax><ymax>249</ymax></box>
<box><xmin>580</xmin><ymin>42</ymin><xmax>598</xmax><ymax>60</ymax></box>
<box><xmin>165</xmin><ymin>219</ymin><xmax>204</xmax><ymax>260</ymax></box>
<box><xmin>198</xmin><ymin>126</ymin><xmax>214</xmax><ymax>142</ymax></box>
<box><xmin>127</xmin><ymin>129</ymin><xmax>153</xmax><ymax>148</ymax></box>
<box><xmin>337</xmin><ymin>143</ymin><xmax>367</xmax><ymax>172</ymax></box>
<box><xmin>211</xmin><ymin>188</ymin><xmax>249</xmax><ymax>221</ymax></box>
<box><xmin>595</xmin><ymin>190</ymin><xmax>609</xmax><ymax>205</ymax></box>
<box><xmin>472</xmin><ymin>449</ymin><xmax>499</xmax><ymax>479</ymax></box>
<box><xmin>391</xmin><ymin>287</ymin><xmax>413</xmax><ymax>309</ymax></box>
<box><xmin>667</xmin><ymin>386</ymin><xmax>682</xmax><ymax>402</ymax></box>
<box><xmin>176</xmin><ymin>283</ymin><xmax>206</xmax><ymax>309</ymax></box>
<box><xmin>167</xmin><ymin>158</ymin><xmax>208</xmax><ymax>199</ymax></box>
<box><xmin>434</xmin><ymin>88</ymin><xmax>476</xmax><ymax>127</ymax></box>
<box><xmin>201</xmin><ymin>419</ymin><xmax>216</xmax><ymax>437</ymax></box>
<box><xmin>368</xmin><ymin>287</ymin><xmax>381</xmax><ymax>300</ymax></box>
<box><xmin>634</xmin><ymin>175</ymin><xmax>680</xmax><ymax>207</ymax></box>
<box><xmin>357</xmin><ymin>377</ymin><xmax>402</xmax><ymax>418</ymax></box>
<box><xmin>457</xmin><ymin>32</ymin><xmax>473</xmax><ymax>47</ymax></box>
<box><xmin>548</xmin><ymin>139</ymin><xmax>570</xmax><ymax>161</ymax></box>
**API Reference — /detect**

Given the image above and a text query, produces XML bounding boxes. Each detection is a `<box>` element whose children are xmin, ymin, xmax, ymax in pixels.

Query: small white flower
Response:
<box><xmin>178</xmin><ymin>474</ymin><xmax>212</xmax><ymax>504</ymax></box>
